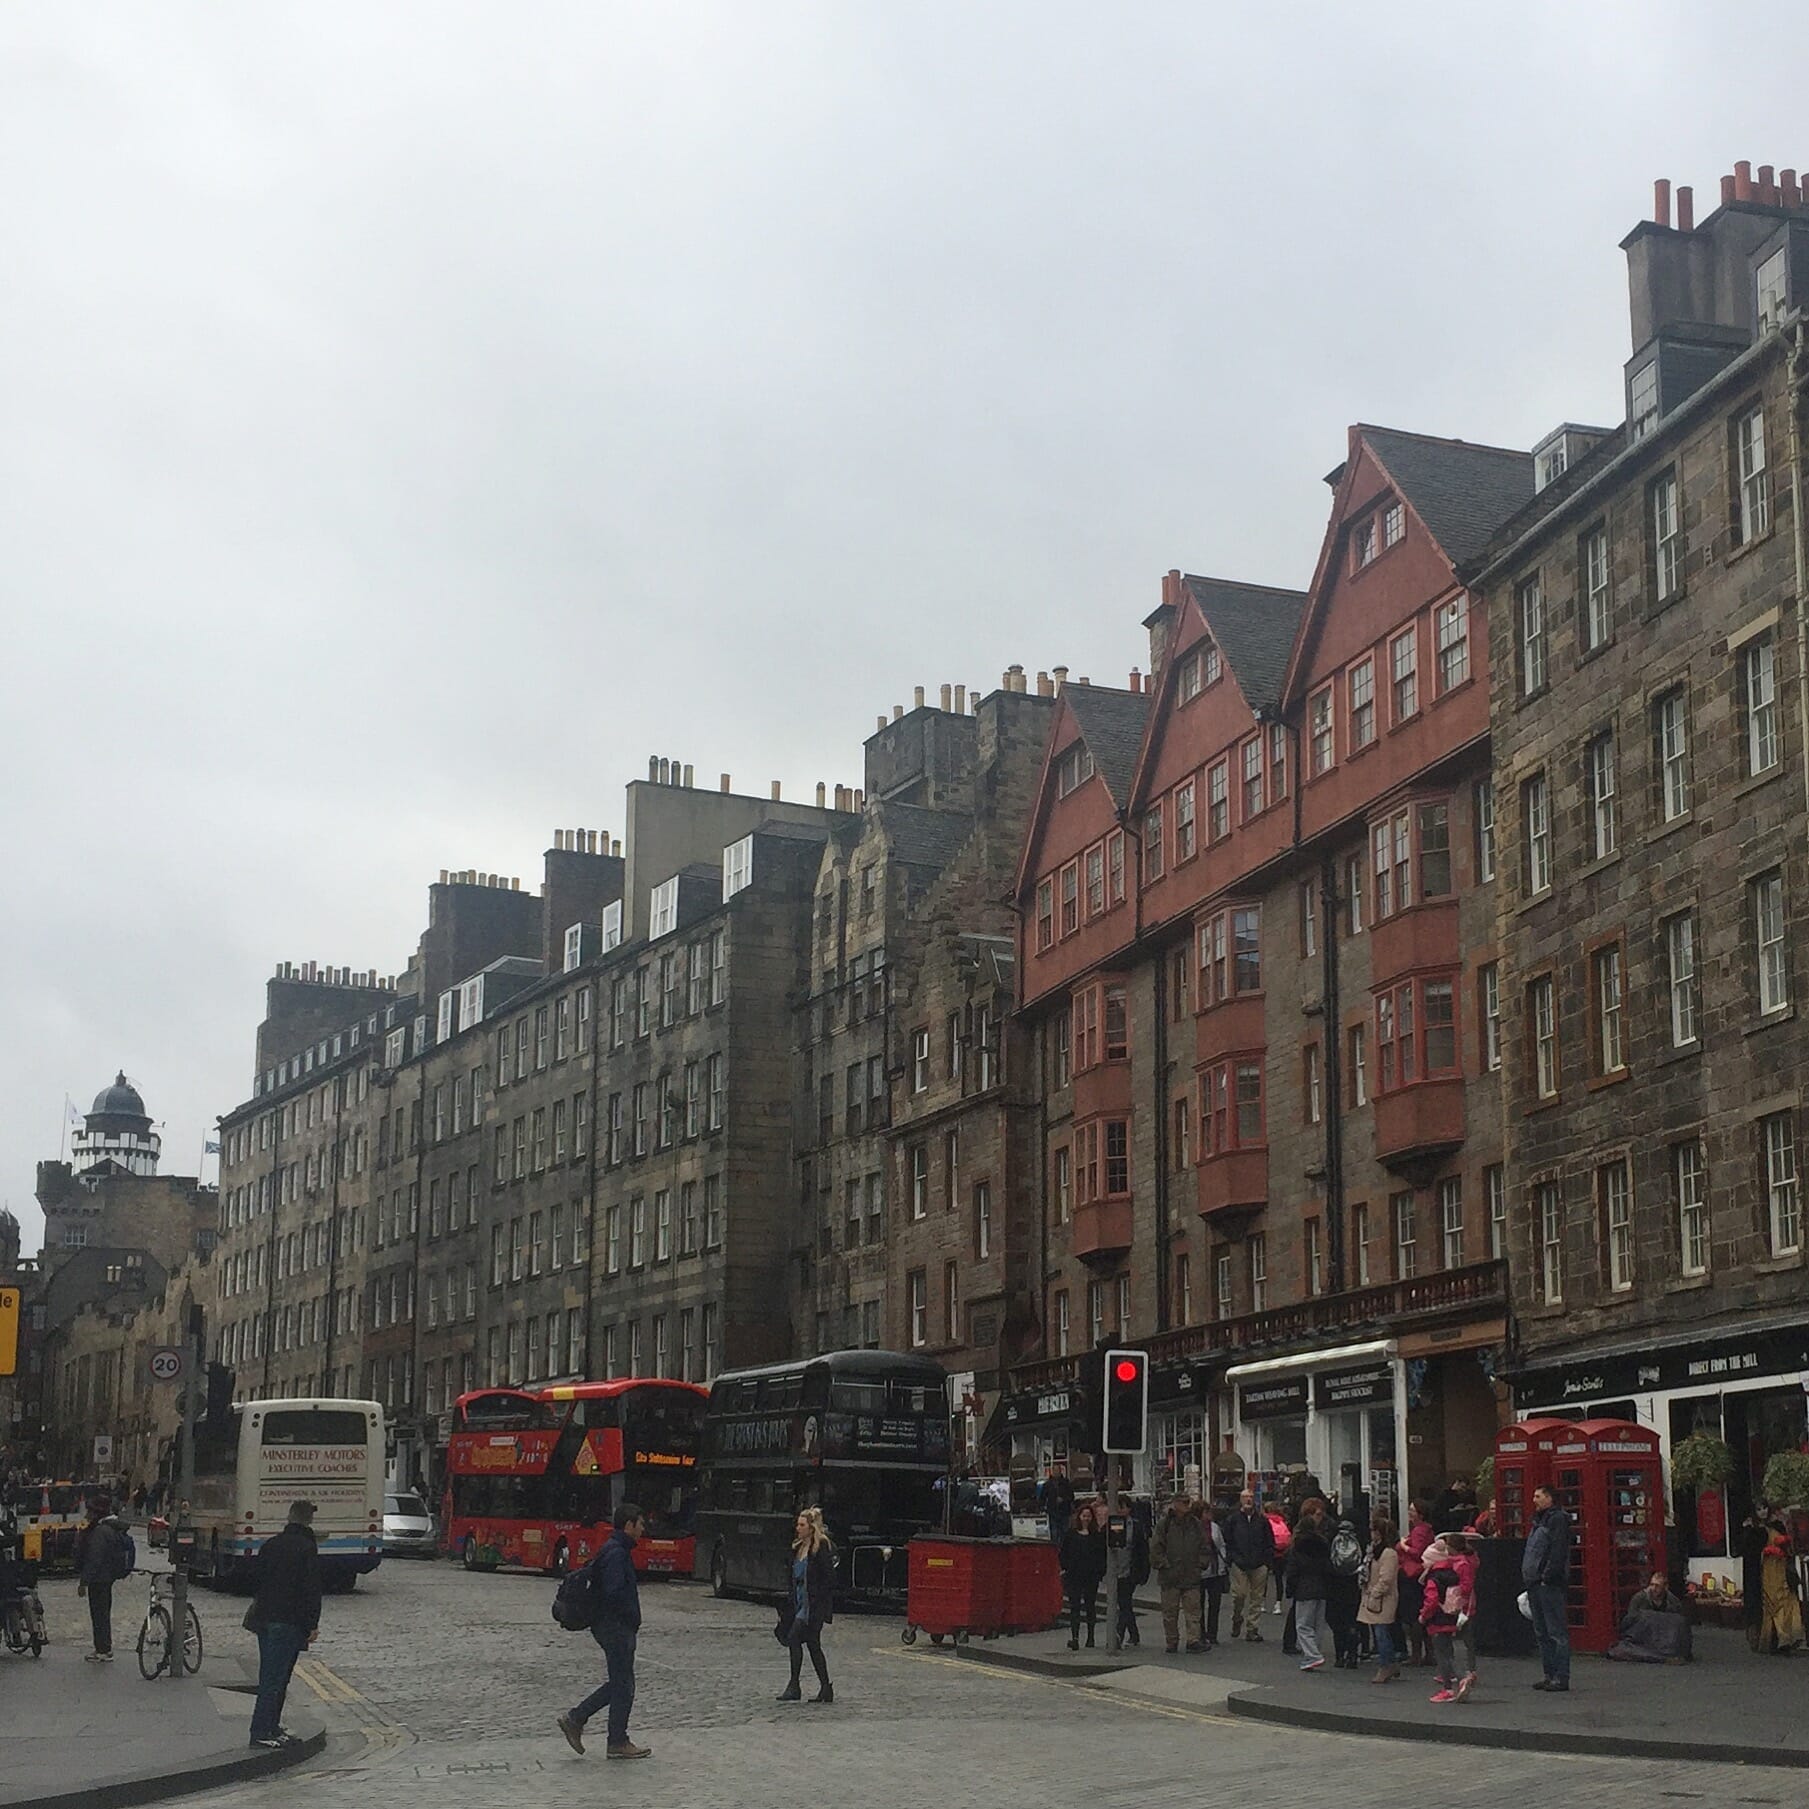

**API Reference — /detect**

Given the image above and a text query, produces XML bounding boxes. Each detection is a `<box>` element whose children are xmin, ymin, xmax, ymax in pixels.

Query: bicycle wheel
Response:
<box><xmin>182</xmin><ymin>1602</ymin><xmax>204</xmax><ymax>1674</ymax></box>
<box><xmin>137</xmin><ymin>1605</ymin><xmax>173</xmax><ymax>1680</ymax></box>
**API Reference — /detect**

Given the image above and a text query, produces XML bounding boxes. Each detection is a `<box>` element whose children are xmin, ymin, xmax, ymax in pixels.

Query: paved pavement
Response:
<box><xmin>57</xmin><ymin>1557</ymin><xmax>1795</xmax><ymax>1809</ymax></box>
<box><xmin>2</xmin><ymin>1573</ymin><xmax>320</xmax><ymax>1808</ymax></box>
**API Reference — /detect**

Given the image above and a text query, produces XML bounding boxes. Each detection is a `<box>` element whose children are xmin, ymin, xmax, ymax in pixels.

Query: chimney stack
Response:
<box><xmin>648</xmin><ymin>756</ymin><xmax>659</xmax><ymax>781</ymax></box>
<box><xmin>1129</xmin><ymin>665</ymin><xmax>1142</xmax><ymax>693</ymax></box>
<box><xmin>1734</xmin><ymin>159</ymin><xmax>1754</xmax><ymax>201</ymax></box>
<box><xmin>953</xmin><ymin>684</ymin><xmax>966</xmax><ymax>713</ymax></box>
<box><xmin>1052</xmin><ymin>664</ymin><xmax>1069</xmax><ymax>692</ymax></box>
<box><xmin>721</xmin><ymin>773</ymin><xmax>731</xmax><ymax>792</ymax></box>
<box><xmin>1759</xmin><ymin>164</ymin><xmax>1777</xmax><ymax>204</ymax></box>
<box><xmin>683</xmin><ymin>763</ymin><xmax>694</xmax><ymax>788</ymax></box>
<box><xmin>876</xmin><ymin>714</ymin><xmax>887</xmax><ymax>731</ymax></box>
<box><xmin>913</xmin><ymin>685</ymin><xmax>925</xmax><ymax>709</ymax></box>
<box><xmin>1677</xmin><ymin>185</ymin><xmax>1694</xmax><ymax>231</ymax></box>
<box><xmin>612</xmin><ymin>838</ymin><xmax>622</xmax><ymax>856</ymax></box>
<box><xmin>939</xmin><ymin>682</ymin><xmax>952</xmax><ymax>710</ymax></box>
<box><xmin>771</xmin><ymin>780</ymin><xmax>782</xmax><ymax>801</ymax></box>
<box><xmin>893</xmin><ymin>704</ymin><xmax>903</xmax><ymax>720</ymax></box>
<box><xmin>1654</xmin><ymin>177</ymin><xmax>1671</xmax><ymax>227</ymax></box>
<box><xmin>816</xmin><ymin>781</ymin><xmax>827</xmax><ymax>807</ymax></box>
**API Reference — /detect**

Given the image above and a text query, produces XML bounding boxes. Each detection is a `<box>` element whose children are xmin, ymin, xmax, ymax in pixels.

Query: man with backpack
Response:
<box><xmin>1151</xmin><ymin>1493</ymin><xmax>1205</xmax><ymax>1654</ymax></box>
<box><xmin>1325</xmin><ymin>1512</ymin><xmax>1364</xmax><ymax>1668</ymax></box>
<box><xmin>556</xmin><ymin>1502</ymin><xmax>650</xmax><ymax>1761</ymax></box>
<box><xmin>74</xmin><ymin>1493</ymin><xmax>134</xmax><ymax>1662</ymax></box>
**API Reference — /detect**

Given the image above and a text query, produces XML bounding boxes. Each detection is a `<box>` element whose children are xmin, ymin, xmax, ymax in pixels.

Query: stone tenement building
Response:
<box><xmin>1476</xmin><ymin>165</ymin><xmax>1809</xmax><ymax>1559</ymax></box>
<box><xmin>999</xmin><ymin>423</ymin><xmax>1532</xmax><ymax>1507</ymax></box>
<box><xmin>793</xmin><ymin>678</ymin><xmax>1053</xmax><ymax>1454</ymax></box>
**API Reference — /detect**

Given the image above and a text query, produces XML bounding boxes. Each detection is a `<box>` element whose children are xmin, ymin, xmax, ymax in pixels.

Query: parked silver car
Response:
<box><xmin>382</xmin><ymin>1492</ymin><xmax>438</xmax><ymax>1557</ymax></box>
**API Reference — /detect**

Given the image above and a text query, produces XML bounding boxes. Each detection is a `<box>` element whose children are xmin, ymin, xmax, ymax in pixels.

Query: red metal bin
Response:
<box><xmin>902</xmin><ymin>1534</ymin><xmax>1009</xmax><ymax>1645</ymax></box>
<box><xmin>1000</xmin><ymin>1538</ymin><xmax>1063</xmax><ymax>1634</ymax></box>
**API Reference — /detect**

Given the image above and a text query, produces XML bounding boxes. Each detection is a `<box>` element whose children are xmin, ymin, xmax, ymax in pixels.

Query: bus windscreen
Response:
<box><xmin>261</xmin><ymin>1408</ymin><xmax>369</xmax><ymax>1447</ymax></box>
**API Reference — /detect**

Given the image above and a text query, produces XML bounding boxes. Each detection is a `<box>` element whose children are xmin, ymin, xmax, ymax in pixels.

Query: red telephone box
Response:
<box><xmin>1550</xmin><ymin>1419</ymin><xmax>1666</xmax><ymax>1654</ymax></box>
<box><xmin>1492</xmin><ymin>1418</ymin><xmax>1571</xmax><ymax>1539</ymax></box>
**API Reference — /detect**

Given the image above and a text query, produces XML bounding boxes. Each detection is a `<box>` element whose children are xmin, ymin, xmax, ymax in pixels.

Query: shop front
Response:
<box><xmin>984</xmin><ymin>1375</ymin><xmax>1098</xmax><ymax>1511</ymax></box>
<box><xmin>1513</xmin><ymin>1315</ymin><xmax>1809</xmax><ymax>1582</ymax></box>
<box><xmin>1225</xmin><ymin>1340</ymin><xmax>1404</xmax><ymax>1521</ymax></box>
<box><xmin>1148</xmin><ymin>1359</ymin><xmax>1208</xmax><ymax>1500</ymax></box>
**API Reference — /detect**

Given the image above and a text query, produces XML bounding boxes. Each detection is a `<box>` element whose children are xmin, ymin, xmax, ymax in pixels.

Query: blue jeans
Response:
<box><xmin>1371</xmin><ymin>1622</ymin><xmax>1397</xmax><ymax>1667</ymax></box>
<box><xmin>1527</xmin><ymin>1581</ymin><xmax>1570</xmax><ymax>1684</ymax></box>
<box><xmin>251</xmin><ymin>1623</ymin><xmax>308</xmax><ymax>1740</ymax></box>
<box><xmin>571</xmin><ymin>1624</ymin><xmax>636</xmax><ymax>1746</ymax></box>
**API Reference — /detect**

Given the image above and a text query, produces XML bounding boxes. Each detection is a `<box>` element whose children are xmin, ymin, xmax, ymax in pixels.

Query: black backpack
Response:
<box><xmin>551</xmin><ymin>1558</ymin><xmax>602</xmax><ymax>1632</ymax></box>
<box><xmin>1131</xmin><ymin>1528</ymin><xmax>1151</xmax><ymax>1588</ymax></box>
<box><xmin>1329</xmin><ymin>1522</ymin><xmax>1362</xmax><ymax>1578</ymax></box>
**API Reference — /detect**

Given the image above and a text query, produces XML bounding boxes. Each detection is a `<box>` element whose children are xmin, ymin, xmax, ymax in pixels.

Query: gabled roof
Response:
<box><xmin>1360</xmin><ymin>426</ymin><xmax>1534</xmax><ymax>570</ymax></box>
<box><xmin>1061</xmin><ymin>685</ymin><xmax>1150</xmax><ymax>807</ymax></box>
<box><xmin>1180</xmin><ymin>575</ymin><xmax>1308</xmax><ymax>715</ymax></box>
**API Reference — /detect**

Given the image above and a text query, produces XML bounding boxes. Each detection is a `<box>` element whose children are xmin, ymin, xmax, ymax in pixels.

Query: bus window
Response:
<box><xmin>260</xmin><ymin>1407</ymin><xmax>370</xmax><ymax>1446</ymax></box>
<box><xmin>830</xmin><ymin>1382</ymin><xmax>888</xmax><ymax>1416</ymax></box>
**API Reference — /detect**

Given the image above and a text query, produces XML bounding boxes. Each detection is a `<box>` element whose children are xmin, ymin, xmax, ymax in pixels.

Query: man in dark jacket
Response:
<box><xmin>1522</xmin><ymin>1484</ymin><xmax>1573</xmax><ymax>1692</ymax></box>
<box><xmin>246</xmin><ymin>1500</ymin><xmax>323</xmax><ymax>1746</ymax></box>
<box><xmin>558</xmin><ymin>1503</ymin><xmax>649</xmax><ymax>1760</ymax></box>
<box><xmin>1043</xmin><ymin>1466</ymin><xmax>1075</xmax><ymax>1547</ymax></box>
<box><xmin>1151</xmin><ymin>1495</ymin><xmax>1205</xmax><ymax>1653</ymax></box>
<box><xmin>1226</xmin><ymin>1489</ymin><xmax>1276</xmax><ymax>1642</ymax></box>
<box><xmin>75</xmin><ymin>1494</ymin><xmax>131</xmax><ymax>1661</ymax></box>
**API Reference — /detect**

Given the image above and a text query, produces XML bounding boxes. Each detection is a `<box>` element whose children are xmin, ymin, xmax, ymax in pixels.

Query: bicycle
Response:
<box><xmin>136</xmin><ymin>1568</ymin><xmax>203</xmax><ymax>1680</ymax></box>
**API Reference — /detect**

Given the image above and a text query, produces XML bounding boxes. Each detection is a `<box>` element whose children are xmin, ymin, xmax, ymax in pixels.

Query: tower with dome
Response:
<box><xmin>69</xmin><ymin>1072</ymin><xmax>163</xmax><ymax>1177</ymax></box>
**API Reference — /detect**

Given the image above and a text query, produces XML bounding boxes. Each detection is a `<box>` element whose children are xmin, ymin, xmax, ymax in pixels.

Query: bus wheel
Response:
<box><xmin>902</xmin><ymin>1625</ymin><xmax>918</xmax><ymax>1645</ymax></box>
<box><xmin>928</xmin><ymin>1631</ymin><xmax>944</xmax><ymax>1646</ymax></box>
<box><xmin>709</xmin><ymin>1545</ymin><xmax>729</xmax><ymax>1599</ymax></box>
<box><xmin>550</xmin><ymin>1541</ymin><xmax>570</xmax><ymax>1578</ymax></box>
<box><xmin>462</xmin><ymin>1537</ymin><xmax>480</xmax><ymax>1572</ymax></box>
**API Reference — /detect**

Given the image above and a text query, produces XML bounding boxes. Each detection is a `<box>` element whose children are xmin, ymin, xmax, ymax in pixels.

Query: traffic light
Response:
<box><xmin>1101</xmin><ymin>1348</ymin><xmax>1148</xmax><ymax>1453</ymax></box>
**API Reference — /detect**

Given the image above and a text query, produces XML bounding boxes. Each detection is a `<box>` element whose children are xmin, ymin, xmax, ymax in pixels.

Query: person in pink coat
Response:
<box><xmin>1395</xmin><ymin>1497</ymin><xmax>1437</xmax><ymax>1666</ymax></box>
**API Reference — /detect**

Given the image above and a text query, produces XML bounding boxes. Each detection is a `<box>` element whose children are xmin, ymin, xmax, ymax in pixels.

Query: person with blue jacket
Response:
<box><xmin>557</xmin><ymin>1502</ymin><xmax>650</xmax><ymax>1759</ymax></box>
<box><xmin>1522</xmin><ymin>1484</ymin><xmax>1573</xmax><ymax>1692</ymax></box>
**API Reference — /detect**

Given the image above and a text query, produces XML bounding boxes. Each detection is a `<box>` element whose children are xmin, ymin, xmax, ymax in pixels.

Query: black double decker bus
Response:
<box><xmin>693</xmin><ymin>1350</ymin><xmax>949</xmax><ymax>1606</ymax></box>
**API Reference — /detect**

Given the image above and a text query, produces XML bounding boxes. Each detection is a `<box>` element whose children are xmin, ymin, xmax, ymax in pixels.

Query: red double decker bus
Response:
<box><xmin>444</xmin><ymin>1378</ymin><xmax>708</xmax><ymax>1577</ymax></box>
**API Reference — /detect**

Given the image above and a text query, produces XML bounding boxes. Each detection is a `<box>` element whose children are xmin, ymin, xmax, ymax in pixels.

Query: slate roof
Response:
<box><xmin>1063</xmin><ymin>685</ymin><xmax>1150</xmax><ymax>807</ymax></box>
<box><xmin>880</xmin><ymin>801</ymin><xmax>976</xmax><ymax>871</ymax></box>
<box><xmin>1181</xmin><ymin>576</ymin><xmax>1307</xmax><ymax>715</ymax></box>
<box><xmin>1361</xmin><ymin>426</ymin><xmax>1535</xmax><ymax>569</ymax></box>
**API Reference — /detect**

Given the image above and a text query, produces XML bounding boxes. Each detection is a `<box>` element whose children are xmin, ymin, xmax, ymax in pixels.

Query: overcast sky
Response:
<box><xmin>1</xmin><ymin>5</ymin><xmax>1794</xmax><ymax>1249</ymax></box>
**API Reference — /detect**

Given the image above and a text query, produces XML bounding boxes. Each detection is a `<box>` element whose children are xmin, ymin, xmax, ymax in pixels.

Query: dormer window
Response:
<box><xmin>649</xmin><ymin>876</ymin><xmax>679</xmax><ymax>940</ymax></box>
<box><xmin>1629</xmin><ymin>362</ymin><xmax>1658</xmax><ymax>442</ymax></box>
<box><xmin>601</xmin><ymin>899</ymin><xmax>623</xmax><ymax>952</ymax></box>
<box><xmin>722</xmin><ymin>834</ymin><xmax>753</xmax><ymax>900</ymax></box>
<box><xmin>1757</xmin><ymin>247</ymin><xmax>1787</xmax><ymax>331</ymax></box>
<box><xmin>1354</xmin><ymin>516</ymin><xmax>1378</xmax><ymax>568</ymax></box>
<box><xmin>1177</xmin><ymin>650</ymin><xmax>1204</xmax><ymax>702</ymax></box>
<box><xmin>1383</xmin><ymin>502</ymin><xmax>1405</xmax><ymax>548</ymax></box>
<box><xmin>1055</xmin><ymin>743</ymin><xmax>1094</xmax><ymax>798</ymax></box>
<box><xmin>1535</xmin><ymin>442</ymin><xmax>1568</xmax><ymax>491</ymax></box>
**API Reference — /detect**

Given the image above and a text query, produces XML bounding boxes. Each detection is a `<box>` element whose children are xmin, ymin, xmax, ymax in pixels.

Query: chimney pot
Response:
<box><xmin>511</xmin><ymin>876</ymin><xmax>520</xmax><ymax>891</ymax></box>
<box><xmin>1036</xmin><ymin>671</ymin><xmax>1052</xmax><ymax>697</ymax></box>
<box><xmin>721</xmin><ymin>773</ymin><xmax>731</xmax><ymax>792</ymax></box>
<box><xmin>771</xmin><ymin>780</ymin><xmax>782</xmax><ymax>800</ymax></box>
<box><xmin>1782</xmin><ymin>171</ymin><xmax>1800</xmax><ymax>208</ymax></box>
<box><xmin>1721</xmin><ymin>173</ymin><xmax>1736</xmax><ymax>205</ymax></box>
<box><xmin>1130</xmin><ymin>665</ymin><xmax>1142</xmax><ymax>693</ymax></box>
<box><xmin>1077</xmin><ymin>675</ymin><xmax>1090</xmax><ymax>686</ymax></box>
<box><xmin>1052</xmin><ymin>664</ymin><xmax>1069</xmax><ymax>692</ymax></box>
<box><xmin>1654</xmin><ymin>177</ymin><xmax>1671</xmax><ymax>226</ymax></box>
<box><xmin>683</xmin><ymin>764</ymin><xmax>694</xmax><ymax>788</ymax></box>
<box><xmin>439</xmin><ymin>868</ymin><xmax>449</xmax><ymax>884</ymax></box>
<box><xmin>1734</xmin><ymin>159</ymin><xmax>1754</xmax><ymax>201</ymax></box>
<box><xmin>855</xmin><ymin>788</ymin><xmax>864</xmax><ymax>809</ymax></box>
<box><xmin>893</xmin><ymin>704</ymin><xmax>903</xmax><ymax>720</ymax></box>
<box><xmin>1677</xmin><ymin>185</ymin><xmax>1694</xmax><ymax>230</ymax></box>
<box><xmin>1759</xmin><ymin>164</ymin><xmax>1776</xmax><ymax>202</ymax></box>
<box><xmin>954</xmin><ymin>684</ymin><xmax>966</xmax><ymax>712</ymax></box>
<box><xmin>940</xmin><ymin>683</ymin><xmax>953</xmax><ymax>710</ymax></box>
<box><xmin>816</xmin><ymin>781</ymin><xmax>827</xmax><ymax>806</ymax></box>
<box><xmin>876</xmin><ymin>714</ymin><xmax>887</xmax><ymax>731</ymax></box>
<box><xmin>648</xmin><ymin>756</ymin><xmax>658</xmax><ymax>781</ymax></box>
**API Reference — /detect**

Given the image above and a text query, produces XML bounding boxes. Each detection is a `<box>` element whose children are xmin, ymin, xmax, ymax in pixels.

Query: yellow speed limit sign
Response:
<box><xmin>0</xmin><ymin>1288</ymin><xmax>18</xmax><ymax>1377</ymax></box>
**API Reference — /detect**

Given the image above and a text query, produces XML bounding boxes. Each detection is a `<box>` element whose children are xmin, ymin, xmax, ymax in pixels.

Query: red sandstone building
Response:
<box><xmin>996</xmin><ymin>428</ymin><xmax>1532</xmax><ymax>1513</ymax></box>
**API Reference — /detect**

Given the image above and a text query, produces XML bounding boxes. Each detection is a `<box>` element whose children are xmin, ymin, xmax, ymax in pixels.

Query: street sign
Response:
<box><xmin>93</xmin><ymin>1434</ymin><xmax>114</xmax><ymax>1467</ymax></box>
<box><xmin>0</xmin><ymin>1288</ymin><xmax>18</xmax><ymax>1378</ymax></box>
<box><xmin>148</xmin><ymin>1345</ymin><xmax>186</xmax><ymax>1384</ymax></box>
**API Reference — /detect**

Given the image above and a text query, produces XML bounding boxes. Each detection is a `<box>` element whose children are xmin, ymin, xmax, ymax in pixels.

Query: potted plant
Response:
<box><xmin>1670</xmin><ymin>1432</ymin><xmax>1735</xmax><ymax>1493</ymax></box>
<box><xmin>1761</xmin><ymin>1451</ymin><xmax>1809</xmax><ymax>1511</ymax></box>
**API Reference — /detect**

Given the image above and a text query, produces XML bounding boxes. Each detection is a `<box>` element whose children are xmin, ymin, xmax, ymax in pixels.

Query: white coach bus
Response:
<box><xmin>187</xmin><ymin>1397</ymin><xmax>386</xmax><ymax>1591</ymax></box>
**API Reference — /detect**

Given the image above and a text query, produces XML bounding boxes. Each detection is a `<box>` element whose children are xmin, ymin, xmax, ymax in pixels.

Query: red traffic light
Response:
<box><xmin>1114</xmin><ymin>1358</ymin><xmax>1141</xmax><ymax>1384</ymax></box>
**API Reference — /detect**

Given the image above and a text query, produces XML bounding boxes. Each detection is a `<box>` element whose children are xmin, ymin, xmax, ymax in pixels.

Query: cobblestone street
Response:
<box><xmin>112</xmin><ymin>1559</ymin><xmax>1774</xmax><ymax>1809</ymax></box>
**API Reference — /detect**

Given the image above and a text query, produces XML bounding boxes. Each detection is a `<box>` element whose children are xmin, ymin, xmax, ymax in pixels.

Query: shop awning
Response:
<box><xmin>1224</xmin><ymin>1339</ymin><xmax>1396</xmax><ymax>1383</ymax></box>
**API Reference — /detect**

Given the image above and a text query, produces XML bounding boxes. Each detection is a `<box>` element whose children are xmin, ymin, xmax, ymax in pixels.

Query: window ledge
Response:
<box><xmin>1664</xmin><ymin>1273</ymin><xmax>1712</xmax><ymax>1294</ymax></box>
<box><xmin>1744</xmin><ymin>1007</ymin><xmax>1796</xmax><ymax>1038</ymax></box>
<box><xmin>1516</xmin><ymin>888</ymin><xmax>1556</xmax><ymax>919</ymax></box>
<box><xmin>1347</xmin><ymin>738</ymin><xmax>1379</xmax><ymax>763</ymax></box>
<box><xmin>1586</xmin><ymin>1068</ymin><xmax>1632</xmax><ymax>1094</ymax></box>
<box><xmin>1724</xmin><ymin>526</ymin><xmax>1774</xmax><ymax>566</ymax></box>
<box><xmin>1577</xmin><ymin>640</ymin><xmax>1615</xmax><ymax>667</ymax></box>
<box><xmin>1433</xmin><ymin>674</ymin><xmax>1477</xmax><ymax>705</ymax></box>
<box><xmin>1522</xmin><ymin>1095</ymin><xmax>1563</xmax><ymax>1116</ymax></box>
<box><xmin>1753</xmin><ymin>1251</ymin><xmax>1804</xmax><ymax>1276</ymax></box>
<box><xmin>1651</xmin><ymin>809</ymin><xmax>1696</xmax><ymax>842</ymax></box>
<box><xmin>1656</xmin><ymin>1040</ymin><xmax>1702</xmax><ymax>1068</ymax></box>
<box><xmin>1520</xmin><ymin>1302</ymin><xmax>1567</xmax><ymax>1322</ymax></box>
<box><xmin>1735</xmin><ymin>765</ymin><xmax>1784</xmax><ymax>802</ymax></box>
<box><xmin>1514</xmin><ymin>684</ymin><xmax>1551</xmax><ymax>713</ymax></box>
<box><xmin>1577</xmin><ymin>850</ymin><xmax>1623</xmax><ymax>881</ymax></box>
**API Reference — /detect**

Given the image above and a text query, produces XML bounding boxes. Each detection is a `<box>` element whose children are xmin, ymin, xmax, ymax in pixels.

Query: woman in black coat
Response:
<box><xmin>777</xmin><ymin>1508</ymin><xmax>835</xmax><ymax>1703</ymax></box>
<box><xmin>1059</xmin><ymin>1502</ymin><xmax>1108</xmax><ymax>1649</ymax></box>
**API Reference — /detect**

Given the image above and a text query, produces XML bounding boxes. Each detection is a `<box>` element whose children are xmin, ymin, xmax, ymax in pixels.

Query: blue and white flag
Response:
<box><xmin>203</xmin><ymin>1139</ymin><xmax>221</xmax><ymax>1155</ymax></box>
<box><xmin>65</xmin><ymin>1098</ymin><xmax>82</xmax><ymax>1126</ymax></box>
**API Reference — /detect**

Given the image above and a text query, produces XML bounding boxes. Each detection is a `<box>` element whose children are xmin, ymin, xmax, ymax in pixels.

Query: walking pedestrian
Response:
<box><xmin>1522</xmin><ymin>1483</ymin><xmax>1573</xmax><ymax>1692</ymax></box>
<box><xmin>1446</xmin><ymin>1529</ymin><xmax>1480</xmax><ymax>1696</ymax></box>
<box><xmin>556</xmin><ymin>1502</ymin><xmax>651</xmax><ymax>1759</ymax></box>
<box><xmin>1359</xmin><ymin>1512</ymin><xmax>1401</xmax><ymax>1681</ymax></box>
<box><xmin>1059</xmin><ymin>1502</ymin><xmax>1106</xmax><ymax>1649</ymax></box>
<box><xmin>1396</xmin><ymin>1497</ymin><xmax>1437</xmax><ymax>1668</ymax></box>
<box><xmin>1225</xmin><ymin>1488</ymin><xmax>1276</xmax><ymax>1642</ymax></box>
<box><xmin>1197</xmin><ymin>1501</ymin><xmax>1228</xmax><ymax>1650</ymax></box>
<box><xmin>1151</xmin><ymin>1494</ymin><xmax>1205</xmax><ymax>1654</ymax></box>
<box><xmin>245</xmin><ymin>1500</ymin><xmax>322</xmax><ymax>1748</ymax></box>
<box><xmin>74</xmin><ymin>1492</ymin><xmax>132</xmax><ymax>1663</ymax></box>
<box><xmin>776</xmin><ymin>1508</ymin><xmax>835</xmax><ymax>1703</ymax></box>
<box><xmin>1043</xmin><ymin>1465</ymin><xmax>1075</xmax><ymax>1548</ymax></box>
<box><xmin>1284</xmin><ymin>1504</ymin><xmax>1331</xmax><ymax>1672</ymax></box>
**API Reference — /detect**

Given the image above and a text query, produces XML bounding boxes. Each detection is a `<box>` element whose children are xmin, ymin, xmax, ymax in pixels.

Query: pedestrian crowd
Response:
<box><xmin>1044</xmin><ymin>1464</ymin><xmax>1581</xmax><ymax>1708</ymax></box>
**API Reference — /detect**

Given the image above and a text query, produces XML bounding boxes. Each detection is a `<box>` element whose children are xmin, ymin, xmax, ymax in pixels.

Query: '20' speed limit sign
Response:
<box><xmin>148</xmin><ymin>1345</ymin><xmax>185</xmax><ymax>1384</ymax></box>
